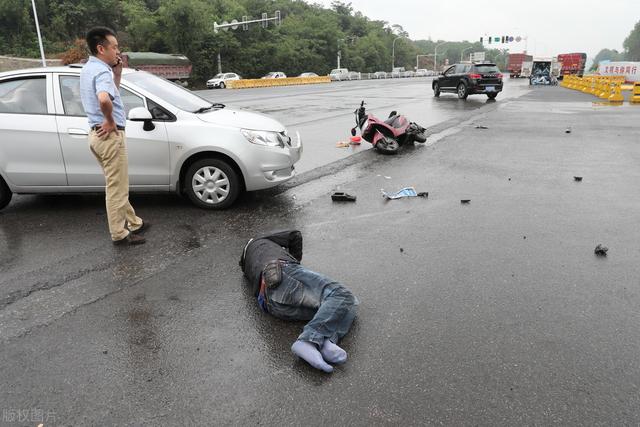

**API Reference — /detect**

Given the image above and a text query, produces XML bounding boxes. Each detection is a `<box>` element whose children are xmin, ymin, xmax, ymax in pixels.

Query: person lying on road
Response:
<box><xmin>240</xmin><ymin>230</ymin><xmax>358</xmax><ymax>373</ymax></box>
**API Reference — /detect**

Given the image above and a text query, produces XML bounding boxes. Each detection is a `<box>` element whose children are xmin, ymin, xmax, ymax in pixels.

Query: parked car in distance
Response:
<box><xmin>373</xmin><ymin>71</ymin><xmax>387</xmax><ymax>79</ymax></box>
<box><xmin>0</xmin><ymin>66</ymin><xmax>302</xmax><ymax>211</ymax></box>
<box><xmin>404</xmin><ymin>70</ymin><xmax>416</xmax><ymax>78</ymax></box>
<box><xmin>298</xmin><ymin>72</ymin><xmax>318</xmax><ymax>77</ymax></box>
<box><xmin>432</xmin><ymin>62</ymin><xmax>503</xmax><ymax>100</ymax></box>
<box><xmin>261</xmin><ymin>72</ymin><xmax>287</xmax><ymax>79</ymax></box>
<box><xmin>206</xmin><ymin>72</ymin><xmax>240</xmax><ymax>89</ymax></box>
<box><xmin>347</xmin><ymin>71</ymin><xmax>361</xmax><ymax>80</ymax></box>
<box><xmin>415</xmin><ymin>69</ymin><xmax>428</xmax><ymax>77</ymax></box>
<box><xmin>391</xmin><ymin>67</ymin><xmax>405</xmax><ymax>78</ymax></box>
<box><xmin>329</xmin><ymin>68</ymin><xmax>350</xmax><ymax>81</ymax></box>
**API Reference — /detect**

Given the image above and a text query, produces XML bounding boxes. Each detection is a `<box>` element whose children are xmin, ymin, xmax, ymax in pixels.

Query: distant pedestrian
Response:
<box><xmin>240</xmin><ymin>230</ymin><xmax>358</xmax><ymax>373</ymax></box>
<box><xmin>80</xmin><ymin>27</ymin><xmax>149</xmax><ymax>245</ymax></box>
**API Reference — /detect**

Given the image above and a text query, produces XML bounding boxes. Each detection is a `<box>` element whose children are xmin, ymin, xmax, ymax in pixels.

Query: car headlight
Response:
<box><xmin>241</xmin><ymin>129</ymin><xmax>283</xmax><ymax>147</ymax></box>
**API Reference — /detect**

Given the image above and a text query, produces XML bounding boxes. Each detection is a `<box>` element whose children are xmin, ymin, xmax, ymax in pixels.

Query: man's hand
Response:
<box><xmin>112</xmin><ymin>56</ymin><xmax>123</xmax><ymax>88</ymax></box>
<box><xmin>96</xmin><ymin>120</ymin><xmax>117</xmax><ymax>139</ymax></box>
<box><xmin>112</xmin><ymin>56</ymin><xmax>123</xmax><ymax>76</ymax></box>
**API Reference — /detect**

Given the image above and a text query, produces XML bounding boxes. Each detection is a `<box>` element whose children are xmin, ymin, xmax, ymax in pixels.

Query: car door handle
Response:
<box><xmin>67</xmin><ymin>128</ymin><xmax>88</xmax><ymax>136</ymax></box>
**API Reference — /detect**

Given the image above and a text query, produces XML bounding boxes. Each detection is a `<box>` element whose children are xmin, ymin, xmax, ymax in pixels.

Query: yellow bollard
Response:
<box><xmin>582</xmin><ymin>76</ymin><xmax>593</xmax><ymax>94</ymax></box>
<box><xmin>631</xmin><ymin>82</ymin><xmax>640</xmax><ymax>104</ymax></box>
<box><xmin>608</xmin><ymin>82</ymin><xmax>624</xmax><ymax>103</ymax></box>
<box><xmin>598</xmin><ymin>79</ymin><xmax>610</xmax><ymax>99</ymax></box>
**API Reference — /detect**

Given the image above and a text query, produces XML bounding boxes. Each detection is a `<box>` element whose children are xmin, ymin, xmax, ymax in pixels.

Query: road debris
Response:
<box><xmin>460</xmin><ymin>199</ymin><xmax>471</xmax><ymax>204</ymax></box>
<box><xmin>594</xmin><ymin>244</ymin><xmax>608</xmax><ymax>256</ymax></box>
<box><xmin>574</xmin><ymin>176</ymin><xmax>583</xmax><ymax>181</ymax></box>
<box><xmin>331</xmin><ymin>191</ymin><xmax>357</xmax><ymax>202</ymax></box>
<box><xmin>381</xmin><ymin>187</ymin><xmax>428</xmax><ymax>200</ymax></box>
<box><xmin>475</xmin><ymin>125</ymin><xmax>489</xmax><ymax>129</ymax></box>
<box><xmin>350</xmin><ymin>135</ymin><xmax>362</xmax><ymax>145</ymax></box>
<box><xmin>565</xmin><ymin>127</ymin><xmax>572</xmax><ymax>134</ymax></box>
<box><xmin>336</xmin><ymin>141</ymin><xmax>350</xmax><ymax>148</ymax></box>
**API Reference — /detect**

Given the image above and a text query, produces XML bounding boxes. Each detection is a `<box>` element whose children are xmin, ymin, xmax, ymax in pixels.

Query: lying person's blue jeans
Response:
<box><xmin>264</xmin><ymin>261</ymin><xmax>358</xmax><ymax>346</ymax></box>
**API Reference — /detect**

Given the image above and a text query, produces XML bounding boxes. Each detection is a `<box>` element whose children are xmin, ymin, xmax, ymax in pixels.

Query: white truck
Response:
<box><xmin>521</xmin><ymin>57</ymin><xmax>561</xmax><ymax>79</ymax></box>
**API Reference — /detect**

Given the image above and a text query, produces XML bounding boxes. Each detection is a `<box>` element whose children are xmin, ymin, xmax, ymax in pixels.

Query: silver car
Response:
<box><xmin>0</xmin><ymin>66</ymin><xmax>302</xmax><ymax>210</ymax></box>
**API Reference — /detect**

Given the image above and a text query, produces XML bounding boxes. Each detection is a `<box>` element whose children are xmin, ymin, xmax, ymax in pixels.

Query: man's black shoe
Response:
<box><xmin>131</xmin><ymin>221</ymin><xmax>151</xmax><ymax>235</ymax></box>
<box><xmin>113</xmin><ymin>233</ymin><xmax>146</xmax><ymax>246</ymax></box>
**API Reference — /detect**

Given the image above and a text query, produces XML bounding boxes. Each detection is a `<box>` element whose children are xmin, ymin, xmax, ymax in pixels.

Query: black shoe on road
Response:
<box><xmin>113</xmin><ymin>233</ymin><xmax>146</xmax><ymax>246</ymax></box>
<box><xmin>131</xmin><ymin>221</ymin><xmax>151</xmax><ymax>235</ymax></box>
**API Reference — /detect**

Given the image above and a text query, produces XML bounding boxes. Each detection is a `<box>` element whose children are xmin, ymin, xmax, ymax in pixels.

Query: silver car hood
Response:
<box><xmin>195</xmin><ymin>108</ymin><xmax>285</xmax><ymax>132</ymax></box>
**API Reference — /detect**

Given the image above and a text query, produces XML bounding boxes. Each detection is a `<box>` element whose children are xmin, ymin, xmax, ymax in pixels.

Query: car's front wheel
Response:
<box><xmin>0</xmin><ymin>176</ymin><xmax>12</xmax><ymax>210</ymax></box>
<box><xmin>433</xmin><ymin>82</ymin><xmax>440</xmax><ymax>97</ymax></box>
<box><xmin>220</xmin><ymin>82</ymin><xmax>226</xmax><ymax>89</ymax></box>
<box><xmin>457</xmin><ymin>83</ymin><xmax>469</xmax><ymax>99</ymax></box>
<box><xmin>185</xmin><ymin>158</ymin><xmax>240</xmax><ymax>210</ymax></box>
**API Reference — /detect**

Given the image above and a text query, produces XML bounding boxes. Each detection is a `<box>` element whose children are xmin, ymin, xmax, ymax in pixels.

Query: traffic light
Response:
<box><xmin>488</xmin><ymin>37</ymin><xmax>491</xmax><ymax>44</ymax></box>
<box><xmin>504</xmin><ymin>35</ymin><xmax>510</xmax><ymax>43</ymax></box>
<box><xmin>501</xmin><ymin>36</ymin><xmax>505</xmax><ymax>43</ymax></box>
<box><xmin>480</xmin><ymin>37</ymin><xmax>483</xmax><ymax>43</ymax></box>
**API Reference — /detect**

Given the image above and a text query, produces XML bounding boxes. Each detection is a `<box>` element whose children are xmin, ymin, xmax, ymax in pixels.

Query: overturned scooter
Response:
<box><xmin>351</xmin><ymin>100</ymin><xmax>427</xmax><ymax>154</ymax></box>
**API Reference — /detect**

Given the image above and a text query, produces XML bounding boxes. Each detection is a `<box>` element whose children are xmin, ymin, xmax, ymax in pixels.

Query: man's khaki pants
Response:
<box><xmin>89</xmin><ymin>130</ymin><xmax>143</xmax><ymax>241</ymax></box>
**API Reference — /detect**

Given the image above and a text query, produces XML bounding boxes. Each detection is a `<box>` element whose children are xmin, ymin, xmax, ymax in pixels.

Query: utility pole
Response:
<box><xmin>217</xmin><ymin>52</ymin><xmax>222</xmax><ymax>74</ymax></box>
<box><xmin>392</xmin><ymin>36</ymin><xmax>404</xmax><ymax>70</ymax></box>
<box><xmin>30</xmin><ymin>0</ymin><xmax>46</xmax><ymax>67</ymax></box>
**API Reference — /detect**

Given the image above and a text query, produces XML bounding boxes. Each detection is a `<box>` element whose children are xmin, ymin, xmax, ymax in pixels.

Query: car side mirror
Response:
<box><xmin>128</xmin><ymin>107</ymin><xmax>155</xmax><ymax>131</ymax></box>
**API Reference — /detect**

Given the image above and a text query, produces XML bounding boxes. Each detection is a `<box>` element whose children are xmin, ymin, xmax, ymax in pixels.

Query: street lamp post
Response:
<box><xmin>434</xmin><ymin>41</ymin><xmax>449</xmax><ymax>73</ymax></box>
<box><xmin>30</xmin><ymin>0</ymin><xmax>46</xmax><ymax>67</ymax></box>
<box><xmin>392</xmin><ymin>36</ymin><xmax>404</xmax><ymax>70</ymax></box>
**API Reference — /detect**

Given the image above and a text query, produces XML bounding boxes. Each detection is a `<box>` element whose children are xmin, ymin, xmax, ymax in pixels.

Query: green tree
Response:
<box><xmin>623</xmin><ymin>20</ymin><xmax>640</xmax><ymax>61</ymax></box>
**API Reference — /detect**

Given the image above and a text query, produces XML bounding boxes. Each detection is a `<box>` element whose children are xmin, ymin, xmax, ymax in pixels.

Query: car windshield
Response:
<box><xmin>265</xmin><ymin>73</ymin><xmax>276</xmax><ymax>77</ymax></box>
<box><xmin>475</xmin><ymin>65</ymin><xmax>500</xmax><ymax>73</ymax></box>
<box><xmin>213</xmin><ymin>73</ymin><xmax>224</xmax><ymax>78</ymax></box>
<box><xmin>125</xmin><ymin>72</ymin><xmax>211</xmax><ymax>112</ymax></box>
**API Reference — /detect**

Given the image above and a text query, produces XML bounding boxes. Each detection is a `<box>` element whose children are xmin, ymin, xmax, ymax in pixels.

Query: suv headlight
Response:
<box><xmin>241</xmin><ymin>129</ymin><xmax>283</xmax><ymax>147</ymax></box>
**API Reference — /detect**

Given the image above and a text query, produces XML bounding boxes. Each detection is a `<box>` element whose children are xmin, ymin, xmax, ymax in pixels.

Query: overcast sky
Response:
<box><xmin>312</xmin><ymin>0</ymin><xmax>638</xmax><ymax>59</ymax></box>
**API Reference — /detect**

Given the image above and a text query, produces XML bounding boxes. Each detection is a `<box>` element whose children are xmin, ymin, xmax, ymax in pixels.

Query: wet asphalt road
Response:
<box><xmin>195</xmin><ymin>77</ymin><xmax>530</xmax><ymax>173</ymax></box>
<box><xmin>1</xmin><ymin>83</ymin><xmax>640</xmax><ymax>425</ymax></box>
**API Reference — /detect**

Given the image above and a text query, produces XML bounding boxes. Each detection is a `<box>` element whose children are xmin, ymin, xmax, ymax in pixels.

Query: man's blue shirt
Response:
<box><xmin>79</xmin><ymin>56</ymin><xmax>126</xmax><ymax>128</ymax></box>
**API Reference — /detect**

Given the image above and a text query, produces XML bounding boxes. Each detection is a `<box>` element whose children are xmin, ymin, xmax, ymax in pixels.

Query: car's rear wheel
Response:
<box><xmin>457</xmin><ymin>83</ymin><xmax>469</xmax><ymax>99</ymax></box>
<box><xmin>0</xmin><ymin>176</ymin><xmax>12</xmax><ymax>210</ymax></box>
<box><xmin>220</xmin><ymin>82</ymin><xmax>226</xmax><ymax>89</ymax></box>
<box><xmin>185</xmin><ymin>158</ymin><xmax>240</xmax><ymax>210</ymax></box>
<box><xmin>487</xmin><ymin>93</ymin><xmax>498</xmax><ymax>100</ymax></box>
<box><xmin>433</xmin><ymin>82</ymin><xmax>440</xmax><ymax>97</ymax></box>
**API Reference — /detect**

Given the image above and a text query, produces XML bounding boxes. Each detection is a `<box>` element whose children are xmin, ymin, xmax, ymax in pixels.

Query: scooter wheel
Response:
<box><xmin>376</xmin><ymin>136</ymin><xmax>399</xmax><ymax>154</ymax></box>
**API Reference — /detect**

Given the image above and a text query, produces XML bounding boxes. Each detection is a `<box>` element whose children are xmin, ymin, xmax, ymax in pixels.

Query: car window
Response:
<box><xmin>59</xmin><ymin>76</ymin><xmax>85</xmax><ymax>116</ymax></box>
<box><xmin>120</xmin><ymin>87</ymin><xmax>145</xmax><ymax>116</ymax></box>
<box><xmin>225</xmin><ymin>74</ymin><xmax>234</xmax><ymax>79</ymax></box>
<box><xmin>443</xmin><ymin>66</ymin><xmax>455</xmax><ymax>76</ymax></box>
<box><xmin>474</xmin><ymin>65</ymin><xmax>500</xmax><ymax>73</ymax></box>
<box><xmin>147</xmin><ymin>98</ymin><xmax>173</xmax><ymax>121</ymax></box>
<box><xmin>454</xmin><ymin>64</ymin><xmax>465</xmax><ymax>74</ymax></box>
<box><xmin>0</xmin><ymin>76</ymin><xmax>47</xmax><ymax>114</ymax></box>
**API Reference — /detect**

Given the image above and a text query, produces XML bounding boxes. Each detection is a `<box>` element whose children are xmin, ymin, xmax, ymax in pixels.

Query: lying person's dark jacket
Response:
<box><xmin>239</xmin><ymin>230</ymin><xmax>303</xmax><ymax>295</ymax></box>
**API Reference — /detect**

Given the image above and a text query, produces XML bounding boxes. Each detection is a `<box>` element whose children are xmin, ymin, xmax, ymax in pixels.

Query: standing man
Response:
<box><xmin>240</xmin><ymin>230</ymin><xmax>358</xmax><ymax>373</ymax></box>
<box><xmin>80</xmin><ymin>27</ymin><xmax>149</xmax><ymax>245</ymax></box>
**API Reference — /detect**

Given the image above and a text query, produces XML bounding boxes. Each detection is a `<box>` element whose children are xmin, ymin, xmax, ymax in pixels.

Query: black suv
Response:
<box><xmin>432</xmin><ymin>63</ymin><xmax>503</xmax><ymax>100</ymax></box>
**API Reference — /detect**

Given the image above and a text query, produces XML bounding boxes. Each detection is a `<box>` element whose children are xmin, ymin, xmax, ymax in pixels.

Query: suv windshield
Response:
<box><xmin>474</xmin><ymin>64</ymin><xmax>500</xmax><ymax>73</ymax></box>
<box><xmin>125</xmin><ymin>72</ymin><xmax>210</xmax><ymax>112</ymax></box>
